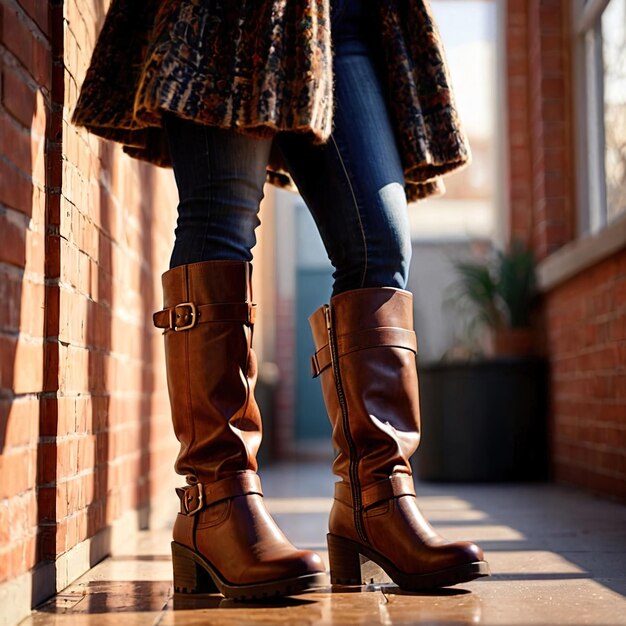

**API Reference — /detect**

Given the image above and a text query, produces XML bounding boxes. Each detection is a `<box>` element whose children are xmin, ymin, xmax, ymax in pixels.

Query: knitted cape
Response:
<box><xmin>72</xmin><ymin>0</ymin><xmax>470</xmax><ymax>201</ymax></box>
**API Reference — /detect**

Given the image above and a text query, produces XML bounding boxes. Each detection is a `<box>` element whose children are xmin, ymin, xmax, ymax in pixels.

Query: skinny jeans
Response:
<box><xmin>164</xmin><ymin>0</ymin><xmax>411</xmax><ymax>295</ymax></box>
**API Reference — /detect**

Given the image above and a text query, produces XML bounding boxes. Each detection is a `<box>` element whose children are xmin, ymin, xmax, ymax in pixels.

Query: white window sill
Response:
<box><xmin>537</xmin><ymin>213</ymin><xmax>626</xmax><ymax>292</ymax></box>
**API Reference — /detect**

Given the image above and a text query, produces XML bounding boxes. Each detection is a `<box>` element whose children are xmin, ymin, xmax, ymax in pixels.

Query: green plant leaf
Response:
<box><xmin>446</xmin><ymin>240</ymin><xmax>537</xmax><ymax>352</ymax></box>
<box><xmin>496</xmin><ymin>241</ymin><xmax>537</xmax><ymax>327</ymax></box>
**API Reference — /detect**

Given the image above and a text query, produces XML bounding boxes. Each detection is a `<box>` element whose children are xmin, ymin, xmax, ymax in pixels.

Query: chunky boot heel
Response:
<box><xmin>172</xmin><ymin>542</ymin><xmax>219</xmax><ymax>594</ymax></box>
<box><xmin>327</xmin><ymin>534</ymin><xmax>363</xmax><ymax>586</ymax></box>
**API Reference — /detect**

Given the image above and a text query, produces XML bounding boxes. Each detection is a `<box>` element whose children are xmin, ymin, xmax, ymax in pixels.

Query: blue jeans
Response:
<box><xmin>165</xmin><ymin>0</ymin><xmax>411</xmax><ymax>294</ymax></box>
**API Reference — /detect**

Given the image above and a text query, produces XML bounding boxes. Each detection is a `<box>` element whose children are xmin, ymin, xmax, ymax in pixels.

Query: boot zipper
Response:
<box><xmin>325</xmin><ymin>305</ymin><xmax>368</xmax><ymax>544</ymax></box>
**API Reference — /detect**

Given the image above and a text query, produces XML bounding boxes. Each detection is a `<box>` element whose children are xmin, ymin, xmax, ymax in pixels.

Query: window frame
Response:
<box><xmin>537</xmin><ymin>0</ymin><xmax>626</xmax><ymax>292</ymax></box>
<box><xmin>573</xmin><ymin>0</ymin><xmax>622</xmax><ymax>235</ymax></box>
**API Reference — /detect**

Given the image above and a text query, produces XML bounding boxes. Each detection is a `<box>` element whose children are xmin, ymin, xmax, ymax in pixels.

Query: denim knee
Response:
<box><xmin>355</xmin><ymin>181</ymin><xmax>412</xmax><ymax>292</ymax></box>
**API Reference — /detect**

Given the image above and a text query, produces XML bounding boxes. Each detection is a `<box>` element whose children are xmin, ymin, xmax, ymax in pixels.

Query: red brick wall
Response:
<box><xmin>0</xmin><ymin>0</ymin><xmax>50</xmax><ymax>589</ymax></box>
<box><xmin>544</xmin><ymin>251</ymin><xmax>626</xmax><ymax>498</ymax></box>
<box><xmin>0</xmin><ymin>0</ymin><xmax>178</xmax><ymax>607</ymax></box>
<box><xmin>506</xmin><ymin>0</ymin><xmax>533</xmax><ymax>245</ymax></box>
<box><xmin>526</xmin><ymin>0</ymin><xmax>575</xmax><ymax>259</ymax></box>
<box><xmin>507</xmin><ymin>0</ymin><xmax>575</xmax><ymax>255</ymax></box>
<box><xmin>506</xmin><ymin>0</ymin><xmax>625</xmax><ymax>500</ymax></box>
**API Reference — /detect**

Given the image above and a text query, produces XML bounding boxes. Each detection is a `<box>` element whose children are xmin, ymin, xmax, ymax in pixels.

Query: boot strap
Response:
<box><xmin>311</xmin><ymin>327</ymin><xmax>417</xmax><ymax>377</ymax></box>
<box><xmin>177</xmin><ymin>471</ymin><xmax>263</xmax><ymax>515</ymax></box>
<box><xmin>153</xmin><ymin>301</ymin><xmax>256</xmax><ymax>331</ymax></box>
<box><xmin>335</xmin><ymin>475</ymin><xmax>416</xmax><ymax>511</ymax></box>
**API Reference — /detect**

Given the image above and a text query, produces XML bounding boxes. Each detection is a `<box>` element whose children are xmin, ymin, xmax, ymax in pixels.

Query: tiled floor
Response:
<box><xmin>23</xmin><ymin>462</ymin><xmax>626</xmax><ymax>626</ymax></box>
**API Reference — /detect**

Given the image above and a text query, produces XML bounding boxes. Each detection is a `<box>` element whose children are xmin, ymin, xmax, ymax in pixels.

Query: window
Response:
<box><xmin>575</xmin><ymin>0</ymin><xmax>626</xmax><ymax>234</ymax></box>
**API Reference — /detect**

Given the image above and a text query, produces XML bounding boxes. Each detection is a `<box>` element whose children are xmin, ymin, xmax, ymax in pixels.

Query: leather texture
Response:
<box><xmin>159</xmin><ymin>260</ymin><xmax>324</xmax><ymax>587</ymax></box>
<box><xmin>161</xmin><ymin>260</ymin><xmax>260</xmax><ymax>484</ymax></box>
<box><xmin>309</xmin><ymin>287</ymin><xmax>485</xmax><ymax>576</ymax></box>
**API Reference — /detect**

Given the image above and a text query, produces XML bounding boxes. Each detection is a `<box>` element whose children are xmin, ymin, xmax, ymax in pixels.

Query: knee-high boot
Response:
<box><xmin>309</xmin><ymin>287</ymin><xmax>490</xmax><ymax>590</ymax></box>
<box><xmin>154</xmin><ymin>260</ymin><xmax>325</xmax><ymax>599</ymax></box>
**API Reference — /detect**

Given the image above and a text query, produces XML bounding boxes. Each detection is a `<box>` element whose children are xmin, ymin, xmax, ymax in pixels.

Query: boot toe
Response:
<box><xmin>271</xmin><ymin>549</ymin><xmax>326</xmax><ymax>578</ymax></box>
<box><xmin>294</xmin><ymin>549</ymin><xmax>326</xmax><ymax>575</ymax></box>
<box><xmin>411</xmin><ymin>540</ymin><xmax>485</xmax><ymax>574</ymax></box>
<box><xmin>243</xmin><ymin>548</ymin><xmax>326</xmax><ymax>584</ymax></box>
<box><xmin>455</xmin><ymin>540</ymin><xmax>484</xmax><ymax>563</ymax></box>
<box><xmin>441</xmin><ymin>540</ymin><xmax>485</xmax><ymax>568</ymax></box>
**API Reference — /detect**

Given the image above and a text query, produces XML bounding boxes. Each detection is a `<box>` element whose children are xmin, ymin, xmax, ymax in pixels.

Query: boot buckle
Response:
<box><xmin>247</xmin><ymin>303</ymin><xmax>257</xmax><ymax>326</ymax></box>
<box><xmin>183</xmin><ymin>483</ymin><xmax>204</xmax><ymax>515</ymax></box>
<box><xmin>170</xmin><ymin>302</ymin><xmax>197</xmax><ymax>331</ymax></box>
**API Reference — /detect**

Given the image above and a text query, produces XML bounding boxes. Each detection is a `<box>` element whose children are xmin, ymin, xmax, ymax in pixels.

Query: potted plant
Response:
<box><xmin>447</xmin><ymin>240</ymin><xmax>537</xmax><ymax>357</ymax></box>
<box><xmin>413</xmin><ymin>241</ymin><xmax>548</xmax><ymax>482</ymax></box>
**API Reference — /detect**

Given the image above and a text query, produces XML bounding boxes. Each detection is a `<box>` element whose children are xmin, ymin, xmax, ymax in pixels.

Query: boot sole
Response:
<box><xmin>172</xmin><ymin>541</ymin><xmax>326</xmax><ymax>600</ymax></box>
<box><xmin>327</xmin><ymin>533</ymin><xmax>490</xmax><ymax>591</ymax></box>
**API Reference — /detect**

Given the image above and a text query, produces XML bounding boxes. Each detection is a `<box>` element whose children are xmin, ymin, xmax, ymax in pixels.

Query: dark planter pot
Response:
<box><xmin>414</xmin><ymin>358</ymin><xmax>549</xmax><ymax>482</ymax></box>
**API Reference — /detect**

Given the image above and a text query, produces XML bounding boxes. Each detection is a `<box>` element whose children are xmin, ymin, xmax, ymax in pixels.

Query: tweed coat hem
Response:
<box><xmin>72</xmin><ymin>0</ymin><xmax>470</xmax><ymax>202</ymax></box>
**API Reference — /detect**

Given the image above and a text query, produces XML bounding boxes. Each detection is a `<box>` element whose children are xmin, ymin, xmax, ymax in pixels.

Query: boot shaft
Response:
<box><xmin>162</xmin><ymin>260</ymin><xmax>253</xmax><ymax>307</ymax></box>
<box><xmin>156</xmin><ymin>261</ymin><xmax>261</xmax><ymax>484</ymax></box>
<box><xmin>309</xmin><ymin>287</ymin><xmax>421</xmax><ymax>488</ymax></box>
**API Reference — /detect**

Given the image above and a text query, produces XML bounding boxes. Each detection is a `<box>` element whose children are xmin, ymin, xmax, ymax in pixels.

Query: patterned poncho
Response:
<box><xmin>72</xmin><ymin>0</ymin><xmax>470</xmax><ymax>201</ymax></box>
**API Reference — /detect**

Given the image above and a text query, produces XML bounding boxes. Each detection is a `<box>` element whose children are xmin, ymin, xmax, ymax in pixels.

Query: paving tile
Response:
<box><xmin>21</xmin><ymin>462</ymin><xmax>626</xmax><ymax>626</ymax></box>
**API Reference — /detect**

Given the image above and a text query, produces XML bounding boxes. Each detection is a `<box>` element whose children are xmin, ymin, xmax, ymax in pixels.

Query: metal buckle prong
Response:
<box><xmin>247</xmin><ymin>303</ymin><xmax>257</xmax><ymax>326</ymax></box>
<box><xmin>170</xmin><ymin>302</ymin><xmax>197</xmax><ymax>331</ymax></box>
<box><xmin>184</xmin><ymin>482</ymin><xmax>204</xmax><ymax>515</ymax></box>
<box><xmin>311</xmin><ymin>354</ymin><xmax>321</xmax><ymax>378</ymax></box>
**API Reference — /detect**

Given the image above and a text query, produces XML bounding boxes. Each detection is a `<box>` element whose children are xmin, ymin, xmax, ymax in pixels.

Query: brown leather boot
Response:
<box><xmin>154</xmin><ymin>260</ymin><xmax>325</xmax><ymax>600</ymax></box>
<box><xmin>309</xmin><ymin>287</ymin><xmax>490</xmax><ymax>590</ymax></box>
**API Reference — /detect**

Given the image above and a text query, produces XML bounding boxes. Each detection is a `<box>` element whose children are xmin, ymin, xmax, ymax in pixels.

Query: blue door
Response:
<box><xmin>295</xmin><ymin>267</ymin><xmax>333</xmax><ymax>441</ymax></box>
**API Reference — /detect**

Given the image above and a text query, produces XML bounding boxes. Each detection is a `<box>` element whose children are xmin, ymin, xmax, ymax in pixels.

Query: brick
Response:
<box><xmin>8</xmin><ymin>491</ymin><xmax>38</xmax><ymax>540</ymax></box>
<box><xmin>0</xmin><ymin>447</ymin><xmax>36</xmax><ymax>498</ymax></box>
<box><xmin>584</xmin><ymin>472</ymin><xmax>626</xmax><ymax>500</ymax></box>
<box><xmin>0</xmin><ymin>270</ymin><xmax>46</xmax><ymax>339</ymax></box>
<box><xmin>0</xmin><ymin>547</ymin><xmax>10</xmax><ymax>582</ymax></box>
<box><xmin>0</xmin><ymin>501</ymin><xmax>9</xmax><ymax>546</ymax></box>
<box><xmin>57</xmin><ymin>343</ymin><xmax>89</xmax><ymax>393</ymax></box>
<box><xmin>58</xmin><ymin>476</ymin><xmax>79</xmax><ymax>519</ymax></box>
<box><xmin>0</xmin><ymin>396</ymin><xmax>38</xmax><ymax>450</ymax></box>
<box><xmin>540</xmin><ymin>52</ymin><xmax>564</xmax><ymax>77</ymax></box>
<box><xmin>37</xmin><ymin>485</ymin><xmax>56</xmax><ymax>523</ymax></box>
<box><xmin>0</xmin><ymin>61</ymin><xmax>37</xmax><ymax>128</ymax></box>
<box><xmin>613</xmin><ymin>279</ymin><xmax>626</xmax><ymax>308</ymax></box>
<box><xmin>598</xmin><ymin>449</ymin><xmax>626</xmax><ymax>475</ymax></box>
<box><xmin>16</xmin><ymin>0</ymin><xmax>49</xmax><ymax>37</ymax></box>
<box><xmin>0</xmin><ymin>334</ymin><xmax>44</xmax><ymax>394</ymax></box>
<box><xmin>37</xmin><ymin>441</ymin><xmax>56</xmax><ymax>486</ymax></box>
<box><xmin>0</xmin><ymin>112</ymin><xmax>31</xmax><ymax>176</ymax></box>
<box><xmin>24</xmin><ymin>226</ymin><xmax>46</xmax><ymax>279</ymax></box>
<box><xmin>614</xmin><ymin>375</ymin><xmax>626</xmax><ymax>399</ymax></box>
<box><xmin>609</xmin><ymin>317</ymin><xmax>626</xmax><ymax>342</ymax></box>
<box><xmin>0</xmin><ymin>159</ymin><xmax>34</xmax><ymax>216</ymax></box>
<box><xmin>0</xmin><ymin>266</ymin><xmax>25</xmax><ymax>333</ymax></box>
<box><xmin>541</xmin><ymin>76</ymin><xmax>565</xmax><ymax>98</ymax></box>
<box><xmin>37</xmin><ymin>523</ymin><xmax>56</xmax><ymax>561</ymax></box>
<box><xmin>0</xmin><ymin>4</ymin><xmax>51</xmax><ymax>87</ymax></box>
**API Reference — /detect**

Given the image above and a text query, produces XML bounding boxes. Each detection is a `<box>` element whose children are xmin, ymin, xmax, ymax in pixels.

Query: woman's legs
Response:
<box><xmin>164</xmin><ymin>113</ymin><xmax>272</xmax><ymax>268</ymax></box>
